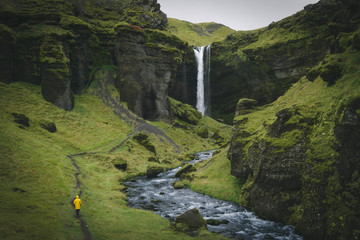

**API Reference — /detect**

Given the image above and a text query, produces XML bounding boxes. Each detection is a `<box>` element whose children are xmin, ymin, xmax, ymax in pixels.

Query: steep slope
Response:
<box><xmin>0</xmin><ymin>0</ymin><xmax>192</xmax><ymax>121</ymax></box>
<box><xmin>0</xmin><ymin>77</ymin><xmax>230</xmax><ymax>239</ymax></box>
<box><xmin>210</xmin><ymin>0</ymin><xmax>360</xmax><ymax>124</ymax></box>
<box><xmin>167</xmin><ymin>18</ymin><xmax>235</xmax><ymax>46</ymax></box>
<box><xmin>227</xmin><ymin>0</ymin><xmax>360</xmax><ymax>239</ymax></box>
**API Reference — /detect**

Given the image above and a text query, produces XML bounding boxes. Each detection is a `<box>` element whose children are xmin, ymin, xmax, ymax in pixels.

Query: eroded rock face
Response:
<box><xmin>229</xmin><ymin>96</ymin><xmax>360</xmax><ymax>239</ymax></box>
<box><xmin>40</xmin><ymin>35</ymin><xmax>74</xmax><ymax>111</ymax></box>
<box><xmin>115</xmin><ymin>27</ymin><xmax>186</xmax><ymax>121</ymax></box>
<box><xmin>209</xmin><ymin>0</ymin><xmax>360</xmax><ymax>124</ymax></box>
<box><xmin>0</xmin><ymin>27</ymin><xmax>15</xmax><ymax>84</ymax></box>
<box><xmin>0</xmin><ymin>0</ymin><xmax>174</xmax><ymax>114</ymax></box>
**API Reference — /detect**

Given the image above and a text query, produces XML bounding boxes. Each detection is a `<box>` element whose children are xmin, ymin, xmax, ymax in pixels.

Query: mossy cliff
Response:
<box><xmin>166</xmin><ymin>19</ymin><xmax>234</xmax><ymax>110</ymax></box>
<box><xmin>210</xmin><ymin>0</ymin><xmax>360</xmax><ymax>124</ymax></box>
<box><xmin>228</xmin><ymin>0</ymin><xmax>360</xmax><ymax>239</ymax></box>
<box><xmin>0</xmin><ymin>0</ymin><xmax>192</xmax><ymax>120</ymax></box>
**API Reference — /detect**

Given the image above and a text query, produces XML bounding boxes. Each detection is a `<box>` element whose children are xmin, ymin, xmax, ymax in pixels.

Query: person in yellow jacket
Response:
<box><xmin>73</xmin><ymin>195</ymin><xmax>82</xmax><ymax>216</ymax></box>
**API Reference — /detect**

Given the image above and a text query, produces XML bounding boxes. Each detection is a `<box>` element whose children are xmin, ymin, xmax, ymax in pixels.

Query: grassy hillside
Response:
<box><xmin>168</xmin><ymin>18</ymin><xmax>235</xmax><ymax>46</ymax></box>
<box><xmin>229</xmin><ymin>37</ymin><xmax>360</xmax><ymax>239</ymax></box>
<box><xmin>0</xmin><ymin>80</ymin><xmax>231</xmax><ymax>240</ymax></box>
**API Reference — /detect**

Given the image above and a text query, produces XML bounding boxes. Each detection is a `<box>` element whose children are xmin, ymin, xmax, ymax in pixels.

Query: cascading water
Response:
<box><xmin>124</xmin><ymin>151</ymin><xmax>304</xmax><ymax>240</ymax></box>
<box><xmin>194</xmin><ymin>45</ymin><xmax>211</xmax><ymax>116</ymax></box>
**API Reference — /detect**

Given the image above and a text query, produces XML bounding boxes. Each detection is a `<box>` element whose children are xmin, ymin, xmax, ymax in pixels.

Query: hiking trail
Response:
<box><xmin>68</xmin><ymin>154</ymin><xmax>93</xmax><ymax>240</ymax></box>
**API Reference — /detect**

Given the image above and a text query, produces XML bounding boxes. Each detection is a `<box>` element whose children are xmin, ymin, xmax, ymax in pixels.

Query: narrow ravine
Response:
<box><xmin>124</xmin><ymin>151</ymin><xmax>303</xmax><ymax>240</ymax></box>
<box><xmin>68</xmin><ymin>154</ymin><xmax>93</xmax><ymax>240</ymax></box>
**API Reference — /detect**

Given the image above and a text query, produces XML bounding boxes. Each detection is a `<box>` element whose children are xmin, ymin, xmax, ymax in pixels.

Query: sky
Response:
<box><xmin>156</xmin><ymin>0</ymin><xmax>320</xmax><ymax>31</ymax></box>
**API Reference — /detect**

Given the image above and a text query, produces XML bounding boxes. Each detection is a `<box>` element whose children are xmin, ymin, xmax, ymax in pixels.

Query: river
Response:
<box><xmin>124</xmin><ymin>150</ymin><xmax>303</xmax><ymax>240</ymax></box>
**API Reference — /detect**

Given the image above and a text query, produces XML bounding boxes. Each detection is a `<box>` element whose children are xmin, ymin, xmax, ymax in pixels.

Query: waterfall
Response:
<box><xmin>194</xmin><ymin>45</ymin><xmax>211</xmax><ymax>116</ymax></box>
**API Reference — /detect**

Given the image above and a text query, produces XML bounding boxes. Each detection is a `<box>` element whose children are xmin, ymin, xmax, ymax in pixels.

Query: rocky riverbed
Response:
<box><xmin>124</xmin><ymin>151</ymin><xmax>303</xmax><ymax>240</ymax></box>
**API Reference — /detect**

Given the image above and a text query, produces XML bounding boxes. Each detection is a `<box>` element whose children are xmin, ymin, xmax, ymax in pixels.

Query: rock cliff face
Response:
<box><xmin>168</xmin><ymin>49</ymin><xmax>198</xmax><ymax>107</ymax></box>
<box><xmin>209</xmin><ymin>0</ymin><xmax>360</xmax><ymax>124</ymax></box>
<box><xmin>228</xmin><ymin>0</ymin><xmax>360</xmax><ymax>239</ymax></box>
<box><xmin>0</xmin><ymin>0</ymin><xmax>187</xmax><ymax>120</ymax></box>
<box><xmin>115</xmin><ymin>26</ymin><xmax>187</xmax><ymax>120</ymax></box>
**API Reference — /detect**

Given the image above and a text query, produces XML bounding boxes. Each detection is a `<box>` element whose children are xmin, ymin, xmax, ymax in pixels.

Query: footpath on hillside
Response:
<box><xmin>66</xmin><ymin>68</ymin><xmax>182</xmax><ymax>239</ymax></box>
<box><xmin>68</xmin><ymin>154</ymin><xmax>92</xmax><ymax>240</ymax></box>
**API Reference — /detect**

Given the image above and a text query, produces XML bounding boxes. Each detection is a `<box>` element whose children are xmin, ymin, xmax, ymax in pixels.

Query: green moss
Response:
<box><xmin>266</xmin><ymin>129</ymin><xmax>306</xmax><ymax>151</ymax></box>
<box><xmin>0</xmin><ymin>79</ymin><xmax>231</xmax><ymax>239</ymax></box>
<box><xmin>133</xmin><ymin>133</ymin><xmax>156</xmax><ymax>154</ymax></box>
<box><xmin>190</xmin><ymin>147</ymin><xmax>245</xmax><ymax>203</ymax></box>
<box><xmin>169</xmin><ymin>97</ymin><xmax>202</xmax><ymax>125</ymax></box>
<box><xmin>168</xmin><ymin>18</ymin><xmax>235</xmax><ymax>46</ymax></box>
<box><xmin>59</xmin><ymin>15</ymin><xmax>92</xmax><ymax>30</ymax></box>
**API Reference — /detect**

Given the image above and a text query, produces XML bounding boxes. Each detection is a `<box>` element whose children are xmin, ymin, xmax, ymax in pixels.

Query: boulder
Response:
<box><xmin>206</xmin><ymin>219</ymin><xmax>229</xmax><ymax>226</ymax></box>
<box><xmin>169</xmin><ymin>98</ymin><xmax>202</xmax><ymax>125</ymax></box>
<box><xmin>235</xmin><ymin>98</ymin><xmax>257</xmax><ymax>116</ymax></box>
<box><xmin>133</xmin><ymin>133</ymin><xmax>156</xmax><ymax>154</ymax></box>
<box><xmin>172</xmin><ymin>181</ymin><xmax>185</xmax><ymax>189</ymax></box>
<box><xmin>39</xmin><ymin>120</ymin><xmax>57</xmax><ymax>133</ymax></box>
<box><xmin>175</xmin><ymin>208</ymin><xmax>207</xmax><ymax>230</ymax></box>
<box><xmin>175</xmin><ymin>164</ymin><xmax>195</xmax><ymax>178</ymax></box>
<box><xmin>112</xmin><ymin>158</ymin><xmax>127</xmax><ymax>171</ymax></box>
<box><xmin>146</xmin><ymin>166</ymin><xmax>164</xmax><ymax>178</ymax></box>
<box><xmin>11</xmin><ymin>113</ymin><xmax>30</xmax><ymax>128</ymax></box>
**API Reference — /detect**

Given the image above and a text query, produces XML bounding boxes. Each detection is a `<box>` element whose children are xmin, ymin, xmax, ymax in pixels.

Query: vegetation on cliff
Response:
<box><xmin>227</xmin><ymin>0</ymin><xmax>360</xmax><ymax>238</ymax></box>
<box><xmin>0</xmin><ymin>1</ymin><xmax>231</xmax><ymax>239</ymax></box>
<box><xmin>209</xmin><ymin>0</ymin><xmax>360</xmax><ymax>124</ymax></box>
<box><xmin>167</xmin><ymin>18</ymin><xmax>235</xmax><ymax>46</ymax></box>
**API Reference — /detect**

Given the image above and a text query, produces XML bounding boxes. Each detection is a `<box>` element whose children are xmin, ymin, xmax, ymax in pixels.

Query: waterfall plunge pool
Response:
<box><xmin>124</xmin><ymin>151</ymin><xmax>303</xmax><ymax>240</ymax></box>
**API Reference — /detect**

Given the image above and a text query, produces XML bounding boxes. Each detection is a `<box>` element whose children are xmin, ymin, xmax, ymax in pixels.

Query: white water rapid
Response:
<box><xmin>194</xmin><ymin>45</ymin><xmax>211</xmax><ymax>115</ymax></box>
<box><xmin>124</xmin><ymin>151</ymin><xmax>304</xmax><ymax>240</ymax></box>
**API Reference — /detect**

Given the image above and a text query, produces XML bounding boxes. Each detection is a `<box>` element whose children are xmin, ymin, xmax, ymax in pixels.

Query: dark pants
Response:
<box><xmin>76</xmin><ymin>209</ymin><xmax>80</xmax><ymax>216</ymax></box>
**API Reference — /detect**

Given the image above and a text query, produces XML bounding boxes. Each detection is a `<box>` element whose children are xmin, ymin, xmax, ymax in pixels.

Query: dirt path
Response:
<box><xmin>68</xmin><ymin>155</ymin><xmax>93</xmax><ymax>240</ymax></box>
<box><xmin>65</xmin><ymin>69</ymin><xmax>181</xmax><ymax>239</ymax></box>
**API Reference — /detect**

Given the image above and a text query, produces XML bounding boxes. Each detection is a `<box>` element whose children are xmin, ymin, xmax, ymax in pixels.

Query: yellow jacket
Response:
<box><xmin>73</xmin><ymin>196</ymin><xmax>81</xmax><ymax>209</ymax></box>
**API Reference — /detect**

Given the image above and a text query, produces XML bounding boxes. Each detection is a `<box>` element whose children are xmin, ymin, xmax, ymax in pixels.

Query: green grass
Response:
<box><xmin>0</xmin><ymin>81</ymin><xmax>229</xmax><ymax>239</ymax></box>
<box><xmin>229</xmin><ymin>46</ymin><xmax>360</xmax><ymax>236</ymax></box>
<box><xmin>168</xmin><ymin>18</ymin><xmax>235</xmax><ymax>46</ymax></box>
<box><xmin>190</xmin><ymin>147</ymin><xmax>245</xmax><ymax>203</ymax></box>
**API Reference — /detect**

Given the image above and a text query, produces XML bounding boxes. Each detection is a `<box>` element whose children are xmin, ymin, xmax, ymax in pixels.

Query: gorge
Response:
<box><xmin>0</xmin><ymin>0</ymin><xmax>360</xmax><ymax>239</ymax></box>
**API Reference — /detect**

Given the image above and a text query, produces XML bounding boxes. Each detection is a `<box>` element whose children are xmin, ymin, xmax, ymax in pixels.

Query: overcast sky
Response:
<box><xmin>157</xmin><ymin>0</ymin><xmax>320</xmax><ymax>30</ymax></box>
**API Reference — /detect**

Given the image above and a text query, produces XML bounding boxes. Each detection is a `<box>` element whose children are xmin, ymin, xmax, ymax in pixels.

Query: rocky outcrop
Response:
<box><xmin>39</xmin><ymin>120</ymin><xmax>57</xmax><ymax>133</ymax></box>
<box><xmin>0</xmin><ymin>0</ymin><xmax>182</xmax><ymax>119</ymax></box>
<box><xmin>229</xmin><ymin>94</ymin><xmax>360</xmax><ymax>239</ymax></box>
<box><xmin>209</xmin><ymin>0</ymin><xmax>360</xmax><ymax>124</ymax></box>
<box><xmin>146</xmin><ymin>165</ymin><xmax>164</xmax><ymax>178</ymax></box>
<box><xmin>226</xmin><ymin>3</ymin><xmax>360</xmax><ymax>237</ymax></box>
<box><xmin>40</xmin><ymin>34</ymin><xmax>74</xmax><ymax>110</ymax></box>
<box><xmin>114</xmin><ymin>26</ymin><xmax>187</xmax><ymax>120</ymax></box>
<box><xmin>175</xmin><ymin>208</ymin><xmax>207</xmax><ymax>231</ymax></box>
<box><xmin>175</xmin><ymin>163</ymin><xmax>195</xmax><ymax>178</ymax></box>
<box><xmin>11</xmin><ymin>113</ymin><xmax>30</xmax><ymax>128</ymax></box>
<box><xmin>132</xmin><ymin>133</ymin><xmax>156</xmax><ymax>154</ymax></box>
<box><xmin>112</xmin><ymin>158</ymin><xmax>127</xmax><ymax>171</ymax></box>
<box><xmin>168</xmin><ymin>51</ymin><xmax>198</xmax><ymax>107</ymax></box>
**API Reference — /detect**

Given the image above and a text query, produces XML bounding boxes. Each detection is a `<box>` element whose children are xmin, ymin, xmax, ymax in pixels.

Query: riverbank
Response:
<box><xmin>125</xmin><ymin>151</ymin><xmax>303</xmax><ymax>240</ymax></box>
